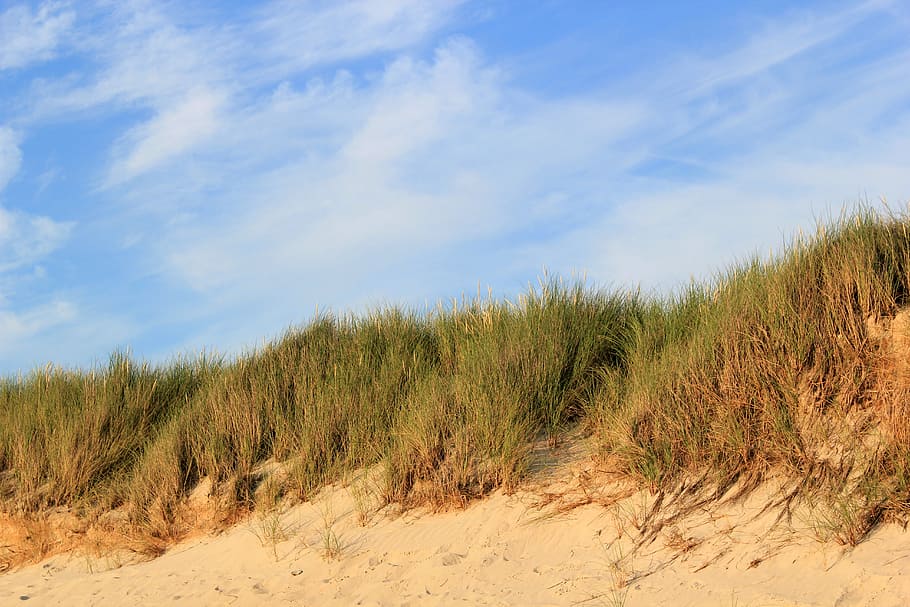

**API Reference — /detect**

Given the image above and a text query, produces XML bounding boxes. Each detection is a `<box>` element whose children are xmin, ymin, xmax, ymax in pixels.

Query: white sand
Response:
<box><xmin>2</xmin><ymin>458</ymin><xmax>909</xmax><ymax>606</ymax></box>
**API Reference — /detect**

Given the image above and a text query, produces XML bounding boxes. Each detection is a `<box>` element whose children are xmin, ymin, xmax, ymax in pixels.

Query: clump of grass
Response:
<box><xmin>250</xmin><ymin>507</ymin><xmax>293</xmax><ymax>561</ymax></box>
<box><xmin>1</xmin><ymin>274</ymin><xmax>641</xmax><ymax>560</ymax></box>
<box><xmin>347</xmin><ymin>470</ymin><xmax>379</xmax><ymax>527</ymax></box>
<box><xmin>316</xmin><ymin>499</ymin><xmax>343</xmax><ymax>561</ymax></box>
<box><xmin>0</xmin><ymin>353</ymin><xmax>215</xmax><ymax>514</ymax></box>
<box><xmin>381</xmin><ymin>281</ymin><xmax>638</xmax><ymax>507</ymax></box>
<box><xmin>588</xmin><ymin>205</ymin><xmax>910</xmax><ymax>524</ymax></box>
<box><xmin>803</xmin><ymin>491</ymin><xmax>884</xmax><ymax>546</ymax></box>
<box><xmin>124</xmin><ymin>308</ymin><xmax>442</xmax><ymax>521</ymax></box>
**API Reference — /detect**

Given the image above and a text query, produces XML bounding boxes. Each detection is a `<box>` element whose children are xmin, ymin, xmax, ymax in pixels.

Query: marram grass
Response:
<box><xmin>1</xmin><ymin>278</ymin><xmax>638</xmax><ymax>546</ymax></box>
<box><xmin>588</xmin><ymin>206</ymin><xmax>910</xmax><ymax>541</ymax></box>
<box><xmin>3</xmin><ymin>205</ymin><xmax>910</xmax><ymax>554</ymax></box>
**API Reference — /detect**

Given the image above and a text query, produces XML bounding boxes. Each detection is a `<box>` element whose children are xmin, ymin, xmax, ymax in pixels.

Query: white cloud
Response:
<box><xmin>0</xmin><ymin>127</ymin><xmax>22</xmax><ymax>192</ymax></box>
<box><xmin>20</xmin><ymin>0</ymin><xmax>466</xmax><ymax>187</ymax></box>
<box><xmin>106</xmin><ymin>87</ymin><xmax>226</xmax><ymax>184</ymax></box>
<box><xmin>25</xmin><ymin>0</ymin><xmax>463</xmax><ymax>120</ymax></box>
<box><xmin>161</xmin><ymin>40</ymin><xmax>500</xmax><ymax>291</ymax></box>
<box><xmin>0</xmin><ymin>298</ymin><xmax>139</xmax><ymax>370</ymax></box>
<box><xmin>0</xmin><ymin>300</ymin><xmax>76</xmax><ymax>352</ymax></box>
<box><xmin>23</xmin><ymin>1</ymin><xmax>230</xmax><ymax>121</ymax></box>
<box><xmin>0</xmin><ymin>123</ymin><xmax>78</xmax><ymax>369</ymax></box>
<box><xmin>522</xmin><ymin>2</ymin><xmax>908</xmax><ymax>292</ymax></box>
<box><xmin>0</xmin><ymin>127</ymin><xmax>72</xmax><ymax>273</ymax></box>
<box><xmin>157</xmin><ymin>38</ymin><xmax>646</xmax><ymax>300</ymax></box>
<box><xmin>643</xmin><ymin>0</ymin><xmax>889</xmax><ymax>108</ymax></box>
<box><xmin>342</xmin><ymin>40</ymin><xmax>482</xmax><ymax>165</ymax></box>
<box><xmin>540</xmin><ymin>135</ymin><xmax>910</xmax><ymax>292</ymax></box>
<box><xmin>0</xmin><ymin>128</ymin><xmax>71</xmax><ymax>273</ymax></box>
<box><xmin>0</xmin><ymin>207</ymin><xmax>73</xmax><ymax>272</ymax></box>
<box><xmin>252</xmin><ymin>0</ymin><xmax>465</xmax><ymax>75</ymax></box>
<box><xmin>0</xmin><ymin>1</ymin><xmax>74</xmax><ymax>71</ymax></box>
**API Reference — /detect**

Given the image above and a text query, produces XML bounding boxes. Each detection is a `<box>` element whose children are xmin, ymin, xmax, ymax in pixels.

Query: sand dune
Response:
<box><xmin>2</xmin><ymin>448</ymin><xmax>909</xmax><ymax>607</ymax></box>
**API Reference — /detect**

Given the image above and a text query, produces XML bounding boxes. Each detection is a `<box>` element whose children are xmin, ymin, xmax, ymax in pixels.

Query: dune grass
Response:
<box><xmin>1</xmin><ymin>278</ymin><xmax>639</xmax><ymax>548</ymax></box>
<box><xmin>587</xmin><ymin>206</ymin><xmax>910</xmax><ymax>540</ymax></box>
<box><xmin>3</xmin><ymin>205</ymin><xmax>910</xmax><ymax>557</ymax></box>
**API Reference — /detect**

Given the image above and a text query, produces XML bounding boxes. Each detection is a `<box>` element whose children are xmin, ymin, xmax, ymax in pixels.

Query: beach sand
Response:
<box><xmin>2</xmin><ymin>449</ymin><xmax>908</xmax><ymax>606</ymax></box>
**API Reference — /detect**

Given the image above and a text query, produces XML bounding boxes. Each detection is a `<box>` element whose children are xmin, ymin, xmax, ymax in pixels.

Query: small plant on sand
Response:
<box><xmin>600</xmin><ymin>541</ymin><xmax>633</xmax><ymax>607</ymax></box>
<box><xmin>319</xmin><ymin>501</ymin><xmax>343</xmax><ymax>561</ymax></box>
<box><xmin>347</xmin><ymin>471</ymin><xmax>377</xmax><ymax>527</ymax></box>
<box><xmin>611</xmin><ymin>490</ymin><xmax>652</xmax><ymax>537</ymax></box>
<box><xmin>250</xmin><ymin>508</ymin><xmax>293</xmax><ymax>561</ymax></box>
<box><xmin>801</xmin><ymin>491</ymin><xmax>883</xmax><ymax>547</ymax></box>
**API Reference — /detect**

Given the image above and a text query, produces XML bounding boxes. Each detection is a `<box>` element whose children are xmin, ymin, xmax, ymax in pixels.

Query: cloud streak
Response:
<box><xmin>251</xmin><ymin>0</ymin><xmax>465</xmax><ymax>75</ymax></box>
<box><xmin>0</xmin><ymin>207</ymin><xmax>72</xmax><ymax>272</ymax></box>
<box><xmin>106</xmin><ymin>86</ymin><xmax>226</xmax><ymax>185</ymax></box>
<box><xmin>0</xmin><ymin>1</ymin><xmax>74</xmax><ymax>71</ymax></box>
<box><xmin>0</xmin><ymin>127</ymin><xmax>22</xmax><ymax>192</ymax></box>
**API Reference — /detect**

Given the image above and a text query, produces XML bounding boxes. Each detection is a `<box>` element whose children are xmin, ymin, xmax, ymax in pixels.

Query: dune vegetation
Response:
<box><xmin>3</xmin><ymin>205</ymin><xmax>910</xmax><ymax>564</ymax></box>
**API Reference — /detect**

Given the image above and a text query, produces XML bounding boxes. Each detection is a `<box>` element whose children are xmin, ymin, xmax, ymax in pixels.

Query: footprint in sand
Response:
<box><xmin>441</xmin><ymin>553</ymin><xmax>464</xmax><ymax>566</ymax></box>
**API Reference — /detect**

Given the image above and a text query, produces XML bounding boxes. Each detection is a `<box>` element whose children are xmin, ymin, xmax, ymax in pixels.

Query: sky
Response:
<box><xmin>1</xmin><ymin>0</ymin><xmax>909</xmax><ymax>373</ymax></box>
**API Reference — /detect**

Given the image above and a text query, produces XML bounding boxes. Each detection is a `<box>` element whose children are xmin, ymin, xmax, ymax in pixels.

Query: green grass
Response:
<box><xmin>1</xmin><ymin>277</ymin><xmax>638</xmax><ymax>548</ymax></box>
<box><xmin>3</xmin><ymin>204</ymin><xmax>910</xmax><ymax>557</ymax></box>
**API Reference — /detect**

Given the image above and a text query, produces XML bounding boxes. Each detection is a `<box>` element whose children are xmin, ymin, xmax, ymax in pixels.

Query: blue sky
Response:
<box><xmin>1</xmin><ymin>0</ymin><xmax>909</xmax><ymax>372</ymax></box>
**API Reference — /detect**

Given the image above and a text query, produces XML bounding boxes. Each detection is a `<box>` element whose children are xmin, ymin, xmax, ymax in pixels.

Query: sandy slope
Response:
<box><xmin>2</xmin><ymin>452</ymin><xmax>909</xmax><ymax>606</ymax></box>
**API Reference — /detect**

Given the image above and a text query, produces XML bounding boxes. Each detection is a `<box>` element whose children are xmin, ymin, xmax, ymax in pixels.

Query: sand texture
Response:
<box><xmin>2</xmin><ymin>453</ymin><xmax>909</xmax><ymax>606</ymax></box>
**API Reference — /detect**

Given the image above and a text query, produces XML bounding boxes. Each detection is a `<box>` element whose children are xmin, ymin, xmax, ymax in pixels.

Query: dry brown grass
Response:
<box><xmin>588</xmin><ymin>206</ymin><xmax>910</xmax><ymax>540</ymax></box>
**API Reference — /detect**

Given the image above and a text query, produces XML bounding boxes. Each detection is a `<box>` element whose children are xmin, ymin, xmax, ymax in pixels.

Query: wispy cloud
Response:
<box><xmin>0</xmin><ymin>114</ymin><xmax>76</xmax><ymax>369</ymax></box>
<box><xmin>24</xmin><ymin>2</ymin><xmax>226</xmax><ymax>117</ymax></box>
<box><xmin>0</xmin><ymin>299</ymin><xmax>75</xmax><ymax>352</ymax></box>
<box><xmin>667</xmin><ymin>0</ymin><xmax>885</xmax><ymax>97</ymax></box>
<box><xmin>0</xmin><ymin>125</ymin><xmax>71</xmax><ymax>272</ymax></box>
<box><xmin>547</xmin><ymin>1</ymin><xmax>910</xmax><ymax>291</ymax></box>
<box><xmin>156</xmin><ymin>38</ymin><xmax>646</xmax><ymax>301</ymax></box>
<box><xmin>250</xmin><ymin>0</ymin><xmax>465</xmax><ymax>76</ymax></box>
<box><xmin>0</xmin><ymin>201</ymin><xmax>76</xmax><ymax>369</ymax></box>
<box><xmin>24</xmin><ymin>0</ymin><xmax>464</xmax><ymax>120</ymax></box>
<box><xmin>0</xmin><ymin>207</ymin><xmax>72</xmax><ymax>272</ymax></box>
<box><xmin>0</xmin><ymin>297</ymin><xmax>138</xmax><ymax>370</ymax></box>
<box><xmin>0</xmin><ymin>127</ymin><xmax>22</xmax><ymax>192</ymax></box>
<box><xmin>0</xmin><ymin>1</ymin><xmax>74</xmax><ymax>71</ymax></box>
<box><xmin>19</xmin><ymin>0</ymin><xmax>468</xmax><ymax>187</ymax></box>
<box><xmin>106</xmin><ymin>86</ymin><xmax>226</xmax><ymax>185</ymax></box>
